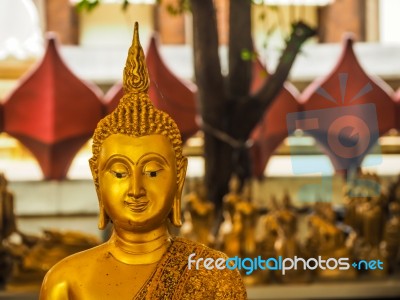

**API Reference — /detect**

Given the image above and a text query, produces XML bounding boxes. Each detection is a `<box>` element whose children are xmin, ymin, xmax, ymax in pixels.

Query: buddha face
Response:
<box><xmin>97</xmin><ymin>133</ymin><xmax>180</xmax><ymax>232</ymax></box>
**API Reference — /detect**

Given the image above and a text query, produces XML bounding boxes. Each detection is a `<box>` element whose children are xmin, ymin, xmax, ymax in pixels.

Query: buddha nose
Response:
<box><xmin>128</xmin><ymin>176</ymin><xmax>146</xmax><ymax>199</ymax></box>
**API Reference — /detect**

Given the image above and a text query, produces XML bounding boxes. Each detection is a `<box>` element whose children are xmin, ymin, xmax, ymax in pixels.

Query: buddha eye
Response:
<box><xmin>148</xmin><ymin>171</ymin><xmax>158</xmax><ymax>178</ymax></box>
<box><xmin>110</xmin><ymin>163</ymin><xmax>129</xmax><ymax>179</ymax></box>
<box><xmin>112</xmin><ymin>171</ymin><xmax>127</xmax><ymax>179</ymax></box>
<box><xmin>144</xmin><ymin>170</ymin><xmax>161</xmax><ymax>178</ymax></box>
<box><xmin>143</xmin><ymin>162</ymin><xmax>163</xmax><ymax>178</ymax></box>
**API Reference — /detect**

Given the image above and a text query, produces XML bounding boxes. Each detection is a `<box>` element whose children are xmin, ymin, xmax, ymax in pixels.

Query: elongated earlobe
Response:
<box><xmin>98</xmin><ymin>203</ymin><xmax>110</xmax><ymax>230</ymax></box>
<box><xmin>170</xmin><ymin>199</ymin><xmax>182</xmax><ymax>227</ymax></box>
<box><xmin>170</xmin><ymin>158</ymin><xmax>188</xmax><ymax>227</ymax></box>
<box><xmin>90</xmin><ymin>160</ymin><xmax>109</xmax><ymax>229</ymax></box>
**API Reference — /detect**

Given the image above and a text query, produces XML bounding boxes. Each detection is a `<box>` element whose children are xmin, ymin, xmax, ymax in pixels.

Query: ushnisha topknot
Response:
<box><xmin>123</xmin><ymin>22</ymin><xmax>150</xmax><ymax>94</ymax></box>
<box><xmin>89</xmin><ymin>22</ymin><xmax>185</xmax><ymax>189</ymax></box>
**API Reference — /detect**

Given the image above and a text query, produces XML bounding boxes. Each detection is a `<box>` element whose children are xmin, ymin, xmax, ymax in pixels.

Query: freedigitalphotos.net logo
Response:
<box><xmin>188</xmin><ymin>253</ymin><xmax>384</xmax><ymax>275</ymax></box>
<box><xmin>286</xmin><ymin>73</ymin><xmax>382</xmax><ymax>202</ymax></box>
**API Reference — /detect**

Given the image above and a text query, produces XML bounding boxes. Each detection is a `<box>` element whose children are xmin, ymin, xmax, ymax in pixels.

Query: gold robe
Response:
<box><xmin>135</xmin><ymin>237</ymin><xmax>247</xmax><ymax>300</ymax></box>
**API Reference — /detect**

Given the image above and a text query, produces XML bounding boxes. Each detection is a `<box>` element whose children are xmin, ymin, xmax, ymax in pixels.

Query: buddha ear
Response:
<box><xmin>170</xmin><ymin>158</ymin><xmax>188</xmax><ymax>227</ymax></box>
<box><xmin>89</xmin><ymin>159</ymin><xmax>101</xmax><ymax>196</ymax></box>
<box><xmin>89</xmin><ymin>158</ymin><xmax>110</xmax><ymax>230</ymax></box>
<box><xmin>95</xmin><ymin>186</ymin><xmax>111</xmax><ymax>230</ymax></box>
<box><xmin>98</xmin><ymin>203</ymin><xmax>110</xmax><ymax>230</ymax></box>
<box><xmin>89</xmin><ymin>159</ymin><xmax>97</xmax><ymax>187</ymax></box>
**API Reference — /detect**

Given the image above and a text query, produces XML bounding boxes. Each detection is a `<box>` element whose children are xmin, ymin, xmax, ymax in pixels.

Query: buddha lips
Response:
<box><xmin>124</xmin><ymin>198</ymin><xmax>149</xmax><ymax>212</ymax></box>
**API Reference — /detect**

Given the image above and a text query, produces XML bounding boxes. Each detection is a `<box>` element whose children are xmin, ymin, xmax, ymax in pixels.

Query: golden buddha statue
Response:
<box><xmin>183</xmin><ymin>180</ymin><xmax>215</xmax><ymax>247</ymax></box>
<box><xmin>256</xmin><ymin>195</ymin><xmax>280</xmax><ymax>259</ymax></box>
<box><xmin>235</xmin><ymin>180</ymin><xmax>258</xmax><ymax>258</ymax></box>
<box><xmin>218</xmin><ymin>178</ymin><xmax>258</xmax><ymax>260</ymax></box>
<box><xmin>0</xmin><ymin>173</ymin><xmax>16</xmax><ymax>288</ymax></box>
<box><xmin>274</xmin><ymin>195</ymin><xmax>298</xmax><ymax>257</ymax></box>
<box><xmin>271</xmin><ymin>193</ymin><xmax>310</xmax><ymax>283</ymax></box>
<box><xmin>0</xmin><ymin>173</ymin><xmax>16</xmax><ymax>241</ymax></box>
<box><xmin>40</xmin><ymin>23</ymin><xmax>246</xmax><ymax>300</ymax></box>
<box><xmin>222</xmin><ymin>174</ymin><xmax>242</xmax><ymax>220</ymax></box>
<box><xmin>306</xmin><ymin>202</ymin><xmax>357</xmax><ymax>280</ymax></box>
<box><xmin>252</xmin><ymin>195</ymin><xmax>280</xmax><ymax>284</ymax></box>
<box><xmin>216</xmin><ymin>175</ymin><xmax>241</xmax><ymax>254</ymax></box>
<box><xmin>382</xmin><ymin>201</ymin><xmax>400</xmax><ymax>272</ymax></box>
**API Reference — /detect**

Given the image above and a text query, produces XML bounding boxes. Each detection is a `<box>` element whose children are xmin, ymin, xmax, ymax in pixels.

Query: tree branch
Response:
<box><xmin>191</xmin><ymin>0</ymin><xmax>225</xmax><ymax>125</ymax></box>
<box><xmin>233</xmin><ymin>21</ymin><xmax>316</xmax><ymax>138</ymax></box>
<box><xmin>228</xmin><ymin>0</ymin><xmax>253</xmax><ymax>98</ymax></box>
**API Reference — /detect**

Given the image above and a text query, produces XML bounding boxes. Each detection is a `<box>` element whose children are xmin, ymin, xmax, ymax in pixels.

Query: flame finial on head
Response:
<box><xmin>90</xmin><ymin>21</ymin><xmax>184</xmax><ymax>189</ymax></box>
<box><xmin>123</xmin><ymin>22</ymin><xmax>150</xmax><ymax>94</ymax></box>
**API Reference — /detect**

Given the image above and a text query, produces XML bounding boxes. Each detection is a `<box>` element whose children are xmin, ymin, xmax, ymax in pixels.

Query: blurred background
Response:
<box><xmin>1</xmin><ymin>0</ymin><xmax>400</xmax><ymax>299</ymax></box>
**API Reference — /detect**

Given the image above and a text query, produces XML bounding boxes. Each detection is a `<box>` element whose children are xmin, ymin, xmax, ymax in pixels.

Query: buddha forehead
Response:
<box><xmin>99</xmin><ymin>133</ymin><xmax>177</xmax><ymax>165</ymax></box>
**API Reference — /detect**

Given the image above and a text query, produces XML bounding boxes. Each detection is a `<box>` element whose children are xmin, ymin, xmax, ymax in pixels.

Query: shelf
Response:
<box><xmin>1</xmin><ymin>276</ymin><xmax>400</xmax><ymax>299</ymax></box>
<box><xmin>247</xmin><ymin>276</ymin><xmax>400</xmax><ymax>299</ymax></box>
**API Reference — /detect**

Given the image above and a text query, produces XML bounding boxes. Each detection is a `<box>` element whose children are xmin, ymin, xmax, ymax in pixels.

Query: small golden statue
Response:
<box><xmin>0</xmin><ymin>173</ymin><xmax>16</xmax><ymax>288</ymax></box>
<box><xmin>253</xmin><ymin>195</ymin><xmax>280</xmax><ymax>284</ymax></box>
<box><xmin>222</xmin><ymin>175</ymin><xmax>242</xmax><ymax>220</ymax></box>
<box><xmin>0</xmin><ymin>173</ymin><xmax>17</xmax><ymax>241</ymax></box>
<box><xmin>231</xmin><ymin>181</ymin><xmax>260</xmax><ymax>286</ymax></box>
<box><xmin>182</xmin><ymin>180</ymin><xmax>215</xmax><ymax>247</ymax></box>
<box><xmin>0</xmin><ymin>174</ymin><xmax>98</xmax><ymax>287</ymax></box>
<box><xmin>382</xmin><ymin>201</ymin><xmax>400</xmax><ymax>272</ymax></box>
<box><xmin>234</xmin><ymin>180</ymin><xmax>258</xmax><ymax>258</ymax></box>
<box><xmin>273</xmin><ymin>192</ymin><xmax>298</xmax><ymax>258</ymax></box>
<box><xmin>256</xmin><ymin>195</ymin><xmax>280</xmax><ymax>259</ymax></box>
<box><xmin>343</xmin><ymin>171</ymin><xmax>388</xmax><ymax>277</ymax></box>
<box><xmin>306</xmin><ymin>202</ymin><xmax>357</xmax><ymax>280</ymax></box>
<box><xmin>216</xmin><ymin>175</ymin><xmax>242</xmax><ymax>257</ymax></box>
<box><xmin>273</xmin><ymin>193</ymin><xmax>310</xmax><ymax>283</ymax></box>
<box><xmin>40</xmin><ymin>23</ymin><xmax>246</xmax><ymax>299</ymax></box>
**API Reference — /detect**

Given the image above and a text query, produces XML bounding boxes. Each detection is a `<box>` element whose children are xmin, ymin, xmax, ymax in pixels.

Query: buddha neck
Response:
<box><xmin>108</xmin><ymin>225</ymin><xmax>172</xmax><ymax>265</ymax></box>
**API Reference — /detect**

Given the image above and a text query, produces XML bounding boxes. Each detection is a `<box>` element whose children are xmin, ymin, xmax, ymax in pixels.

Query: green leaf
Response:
<box><xmin>241</xmin><ymin>49</ymin><xmax>257</xmax><ymax>61</ymax></box>
<box><xmin>74</xmin><ymin>0</ymin><xmax>99</xmax><ymax>13</ymax></box>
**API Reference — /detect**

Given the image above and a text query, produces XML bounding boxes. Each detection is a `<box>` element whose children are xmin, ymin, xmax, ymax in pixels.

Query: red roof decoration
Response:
<box><xmin>3</xmin><ymin>33</ymin><xmax>104</xmax><ymax>180</ymax></box>
<box><xmin>0</xmin><ymin>103</ymin><xmax>3</xmax><ymax>133</ymax></box>
<box><xmin>299</xmin><ymin>35</ymin><xmax>396</xmax><ymax>172</ymax></box>
<box><xmin>395</xmin><ymin>89</ymin><xmax>400</xmax><ymax>131</ymax></box>
<box><xmin>146</xmin><ymin>36</ymin><xmax>198</xmax><ymax>142</ymax></box>
<box><xmin>2</xmin><ymin>32</ymin><xmax>400</xmax><ymax>180</ymax></box>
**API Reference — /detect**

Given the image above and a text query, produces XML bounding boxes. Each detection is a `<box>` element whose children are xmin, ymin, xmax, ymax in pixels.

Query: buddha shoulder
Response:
<box><xmin>40</xmin><ymin>244</ymin><xmax>107</xmax><ymax>297</ymax></box>
<box><xmin>48</xmin><ymin>243</ymin><xmax>107</xmax><ymax>272</ymax></box>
